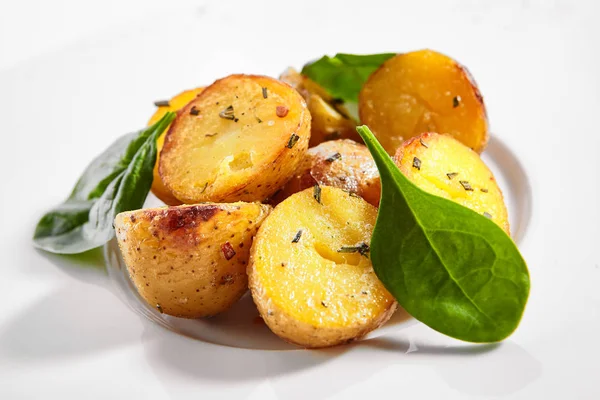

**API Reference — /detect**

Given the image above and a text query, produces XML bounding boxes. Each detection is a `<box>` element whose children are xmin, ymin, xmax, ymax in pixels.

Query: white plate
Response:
<box><xmin>104</xmin><ymin>135</ymin><xmax>531</xmax><ymax>350</ymax></box>
<box><xmin>2</xmin><ymin>1</ymin><xmax>599</xmax><ymax>399</ymax></box>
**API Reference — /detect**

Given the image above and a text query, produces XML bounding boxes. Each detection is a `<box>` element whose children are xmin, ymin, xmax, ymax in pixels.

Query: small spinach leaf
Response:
<box><xmin>356</xmin><ymin>125</ymin><xmax>530</xmax><ymax>342</ymax></box>
<box><xmin>301</xmin><ymin>53</ymin><xmax>395</xmax><ymax>103</ymax></box>
<box><xmin>33</xmin><ymin>113</ymin><xmax>175</xmax><ymax>254</ymax></box>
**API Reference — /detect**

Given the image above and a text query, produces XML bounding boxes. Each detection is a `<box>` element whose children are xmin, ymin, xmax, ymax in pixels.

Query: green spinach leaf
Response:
<box><xmin>356</xmin><ymin>125</ymin><xmax>530</xmax><ymax>342</ymax></box>
<box><xmin>33</xmin><ymin>113</ymin><xmax>175</xmax><ymax>254</ymax></box>
<box><xmin>301</xmin><ymin>53</ymin><xmax>395</xmax><ymax>103</ymax></box>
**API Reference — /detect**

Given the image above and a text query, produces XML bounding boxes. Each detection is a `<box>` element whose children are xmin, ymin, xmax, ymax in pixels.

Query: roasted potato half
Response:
<box><xmin>115</xmin><ymin>202</ymin><xmax>271</xmax><ymax>318</ymax></box>
<box><xmin>272</xmin><ymin>139</ymin><xmax>381</xmax><ymax>207</ymax></box>
<box><xmin>249</xmin><ymin>186</ymin><xmax>396</xmax><ymax>348</ymax></box>
<box><xmin>147</xmin><ymin>87</ymin><xmax>205</xmax><ymax>205</ymax></box>
<box><xmin>160</xmin><ymin>74</ymin><xmax>310</xmax><ymax>204</ymax></box>
<box><xmin>394</xmin><ymin>132</ymin><xmax>509</xmax><ymax>234</ymax></box>
<box><xmin>280</xmin><ymin>68</ymin><xmax>360</xmax><ymax>147</ymax></box>
<box><xmin>359</xmin><ymin>49</ymin><xmax>489</xmax><ymax>155</ymax></box>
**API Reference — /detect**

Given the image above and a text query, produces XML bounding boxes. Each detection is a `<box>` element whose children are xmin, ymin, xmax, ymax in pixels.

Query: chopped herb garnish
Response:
<box><xmin>326</xmin><ymin>152</ymin><xmax>342</xmax><ymax>162</ymax></box>
<box><xmin>221</xmin><ymin>242</ymin><xmax>236</xmax><ymax>260</ymax></box>
<box><xmin>321</xmin><ymin>301</ymin><xmax>328</xmax><ymax>308</ymax></box>
<box><xmin>156</xmin><ymin>304</ymin><xmax>163</xmax><ymax>313</ymax></box>
<box><xmin>453</xmin><ymin>96</ymin><xmax>461</xmax><ymax>108</ymax></box>
<box><xmin>256</xmin><ymin>116</ymin><xmax>262</xmax><ymax>123</ymax></box>
<box><xmin>286</xmin><ymin>133</ymin><xmax>300</xmax><ymax>149</ymax></box>
<box><xmin>313</xmin><ymin>184</ymin><xmax>322</xmax><ymax>204</ymax></box>
<box><xmin>420</xmin><ymin>138</ymin><xmax>429</xmax><ymax>148</ymax></box>
<box><xmin>190</xmin><ymin>106</ymin><xmax>199</xmax><ymax>116</ymax></box>
<box><xmin>262</xmin><ymin>87</ymin><xmax>268</xmax><ymax>98</ymax></box>
<box><xmin>219</xmin><ymin>105</ymin><xmax>235</xmax><ymax>120</ymax></box>
<box><xmin>205</xmin><ymin>133</ymin><xmax>218</xmax><ymax>137</ymax></box>
<box><xmin>480</xmin><ymin>188</ymin><xmax>489</xmax><ymax>193</ymax></box>
<box><xmin>483</xmin><ymin>212</ymin><xmax>493</xmax><ymax>219</ymax></box>
<box><xmin>338</xmin><ymin>242</ymin><xmax>370</xmax><ymax>257</ymax></box>
<box><xmin>154</xmin><ymin>100</ymin><xmax>170</xmax><ymax>107</ymax></box>
<box><xmin>446</xmin><ymin>172</ymin><xmax>458</xmax><ymax>180</ymax></box>
<box><xmin>459</xmin><ymin>180</ymin><xmax>474</xmax><ymax>191</ymax></box>
<box><xmin>292</xmin><ymin>229</ymin><xmax>303</xmax><ymax>243</ymax></box>
<box><xmin>412</xmin><ymin>157</ymin><xmax>422</xmax><ymax>170</ymax></box>
<box><xmin>276</xmin><ymin>106</ymin><xmax>289</xmax><ymax>118</ymax></box>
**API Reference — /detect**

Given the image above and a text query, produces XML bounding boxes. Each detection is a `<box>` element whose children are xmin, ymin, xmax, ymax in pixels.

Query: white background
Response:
<box><xmin>1</xmin><ymin>0</ymin><xmax>599</xmax><ymax>399</ymax></box>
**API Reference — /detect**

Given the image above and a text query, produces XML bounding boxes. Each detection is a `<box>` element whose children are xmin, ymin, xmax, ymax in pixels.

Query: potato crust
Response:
<box><xmin>272</xmin><ymin>139</ymin><xmax>381</xmax><ymax>207</ymax></box>
<box><xmin>159</xmin><ymin>74</ymin><xmax>310</xmax><ymax>204</ymax></box>
<box><xmin>147</xmin><ymin>87</ymin><xmax>205</xmax><ymax>205</ymax></box>
<box><xmin>359</xmin><ymin>49</ymin><xmax>489</xmax><ymax>155</ymax></box>
<box><xmin>115</xmin><ymin>202</ymin><xmax>271</xmax><ymax>318</ymax></box>
<box><xmin>249</xmin><ymin>186</ymin><xmax>396</xmax><ymax>348</ymax></box>
<box><xmin>280</xmin><ymin>68</ymin><xmax>360</xmax><ymax>147</ymax></box>
<box><xmin>394</xmin><ymin>132</ymin><xmax>509</xmax><ymax>234</ymax></box>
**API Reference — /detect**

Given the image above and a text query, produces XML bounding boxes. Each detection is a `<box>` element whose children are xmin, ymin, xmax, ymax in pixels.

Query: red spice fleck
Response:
<box><xmin>221</xmin><ymin>242</ymin><xmax>236</xmax><ymax>260</ymax></box>
<box><xmin>276</xmin><ymin>106</ymin><xmax>289</xmax><ymax>118</ymax></box>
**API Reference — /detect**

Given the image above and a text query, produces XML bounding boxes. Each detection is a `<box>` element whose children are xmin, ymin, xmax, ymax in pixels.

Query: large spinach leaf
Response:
<box><xmin>356</xmin><ymin>125</ymin><xmax>530</xmax><ymax>342</ymax></box>
<box><xmin>34</xmin><ymin>113</ymin><xmax>175</xmax><ymax>254</ymax></box>
<box><xmin>301</xmin><ymin>53</ymin><xmax>395</xmax><ymax>103</ymax></box>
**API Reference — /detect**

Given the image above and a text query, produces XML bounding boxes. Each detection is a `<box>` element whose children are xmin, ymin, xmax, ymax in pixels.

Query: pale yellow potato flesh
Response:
<box><xmin>249</xmin><ymin>186</ymin><xmax>396</xmax><ymax>348</ymax></box>
<box><xmin>160</xmin><ymin>74</ymin><xmax>310</xmax><ymax>203</ymax></box>
<box><xmin>147</xmin><ymin>87</ymin><xmax>205</xmax><ymax>205</ymax></box>
<box><xmin>395</xmin><ymin>132</ymin><xmax>509</xmax><ymax>234</ymax></box>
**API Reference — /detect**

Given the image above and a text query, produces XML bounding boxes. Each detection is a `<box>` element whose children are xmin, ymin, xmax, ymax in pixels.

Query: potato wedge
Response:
<box><xmin>249</xmin><ymin>186</ymin><xmax>396</xmax><ymax>348</ymax></box>
<box><xmin>280</xmin><ymin>68</ymin><xmax>360</xmax><ymax>147</ymax></box>
<box><xmin>359</xmin><ymin>49</ymin><xmax>489</xmax><ymax>155</ymax></box>
<box><xmin>160</xmin><ymin>74</ymin><xmax>310</xmax><ymax>203</ymax></box>
<box><xmin>394</xmin><ymin>132</ymin><xmax>509</xmax><ymax>234</ymax></box>
<box><xmin>272</xmin><ymin>139</ymin><xmax>381</xmax><ymax>207</ymax></box>
<box><xmin>147</xmin><ymin>87</ymin><xmax>205</xmax><ymax>205</ymax></box>
<box><xmin>115</xmin><ymin>202</ymin><xmax>271</xmax><ymax>318</ymax></box>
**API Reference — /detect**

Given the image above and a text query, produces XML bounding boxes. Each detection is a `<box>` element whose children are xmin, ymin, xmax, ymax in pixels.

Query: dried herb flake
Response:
<box><xmin>412</xmin><ymin>157</ymin><xmax>422</xmax><ymax>170</ymax></box>
<box><xmin>326</xmin><ymin>152</ymin><xmax>342</xmax><ymax>162</ymax></box>
<box><xmin>262</xmin><ymin>87</ymin><xmax>268</xmax><ymax>98</ymax></box>
<box><xmin>446</xmin><ymin>172</ymin><xmax>459</xmax><ymax>180</ymax></box>
<box><xmin>338</xmin><ymin>242</ymin><xmax>370</xmax><ymax>257</ymax></box>
<box><xmin>154</xmin><ymin>100</ymin><xmax>170</xmax><ymax>107</ymax></box>
<box><xmin>286</xmin><ymin>134</ymin><xmax>300</xmax><ymax>149</ymax></box>
<box><xmin>219</xmin><ymin>105</ymin><xmax>235</xmax><ymax>120</ymax></box>
<box><xmin>459</xmin><ymin>180</ymin><xmax>473</xmax><ymax>191</ymax></box>
<box><xmin>313</xmin><ymin>184</ymin><xmax>322</xmax><ymax>204</ymax></box>
<box><xmin>453</xmin><ymin>96</ymin><xmax>461</xmax><ymax>108</ymax></box>
<box><xmin>292</xmin><ymin>230</ymin><xmax>303</xmax><ymax>243</ymax></box>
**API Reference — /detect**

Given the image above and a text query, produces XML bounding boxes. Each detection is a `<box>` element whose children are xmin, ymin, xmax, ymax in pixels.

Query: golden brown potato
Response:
<box><xmin>359</xmin><ymin>49</ymin><xmax>489</xmax><ymax>155</ymax></box>
<box><xmin>114</xmin><ymin>202</ymin><xmax>272</xmax><ymax>318</ymax></box>
<box><xmin>394</xmin><ymin>132</ymin><xmax>509</xmax><ymax>234</ymax></box>
<box><xmin>147</xmin><ymin>87</ymin><xmax>205</xmax><ymax>205</ymax></box>
<box><xmin>159</xmin><ymin>74</ymin><xmax>310</xmax><ymax>204</ymax></box>
<box><xmin>248</xmin><ymin>186</ymin><xmax>396</xmax><ymax>348</ymax></box>
<box><xmin>272</xmin><ymin>139</ymin><xmax>381</xmax><ymax>207</ymax></box>
<box><xmin>280</xmin><ymin>68</ymin><xmax>360</xmax><ymax>147</ymax></box>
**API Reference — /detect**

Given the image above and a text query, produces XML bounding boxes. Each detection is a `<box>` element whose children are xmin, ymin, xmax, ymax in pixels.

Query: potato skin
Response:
<box><xmin>394</xmin><ymin>132</ymin><xmax>509</xmax><ymax>234</ymax></box>
<box><xmin>359</xmin><ymin>49</ymin><xmax>489</xmax><ymax>155</ymax></box>
<box><xmin>272</xmin><ymin>139</ymin><xmax>381</xmax><ymax>207</ymax></box>
<box><xmin>249</xmin><ymin>187</ymin><xmax>396</xmax><ymax>348</ymax></box>
<box><xmin>280</xmin><ymin>68</ymin><xmax>360</xmax><ymax>147</ymax></box>
<box><xmin>147</xmin><ymin>87</ymin><xmax>205</xmax><ymax>205</ymax></box>
<box><xmin>115</xmin><ymin>202</ymin><xmax>271</xmax><ymax>318</ymax></box>
<box><xmin>160</xmin><ymin>74</ymin><xmax>310</xmax><ymax>204</ymax></box>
